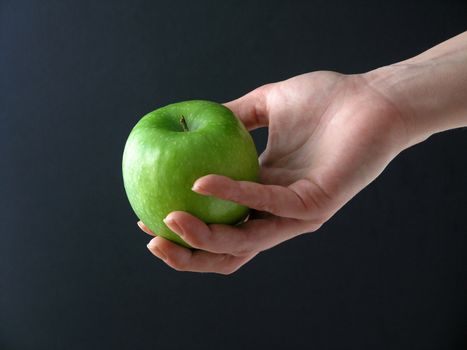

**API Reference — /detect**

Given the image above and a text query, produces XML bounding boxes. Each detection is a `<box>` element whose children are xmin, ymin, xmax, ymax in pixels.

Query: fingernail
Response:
<box><xmin>137</xmin><ymin>221</ymin><xmax>152</xmax><ymax>235</ymax></box>
<box><xmin>163</xmin><ymin>215</ymin><xmax>184</xmax><ymax>237</ymax></box>
<box><xmin>191</xmin><ymin>182</ymin><xmax>211</xmax><ymax>195</ymax></box>
<box><xmin>147</xmin><ymin>239</ymin><xmax>168</xmax><ymax>261</ymax></box>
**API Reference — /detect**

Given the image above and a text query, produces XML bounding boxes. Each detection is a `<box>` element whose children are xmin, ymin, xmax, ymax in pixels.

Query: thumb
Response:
<box><xmin>222</xmin><ymin>84</ymin><xmax>272</xmax><ymax>131</ymax></box>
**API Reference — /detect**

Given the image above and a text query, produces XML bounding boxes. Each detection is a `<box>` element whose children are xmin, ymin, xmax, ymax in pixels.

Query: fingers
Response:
<box><xmin>147</xmin><ymin>235</ymin><xmax>257</xmax><ymax>275</ymax></box>
<box><xmin>223</xmin><ymin>84</ymin><xmax>272</xmax><ymax>131</ymax></box>
<box><xmin>192</xmin><ymin>174</ymin><xmax>321</xmax><ymax>221</ymax></box>
<box><xmin>140</xmin><ymin>208</ymin><xmax>319</xmax><ymax>274</ymax></box>
<box><xmin>162</xmin><ymin>211</ymin><xmax>319</xmax><ymax>256</ymax></box>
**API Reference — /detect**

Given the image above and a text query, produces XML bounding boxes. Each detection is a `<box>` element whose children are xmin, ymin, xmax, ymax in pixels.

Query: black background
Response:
<box><xmin>1</xmin><ymin>1</ymin><xmax>466</xmax><ymax>349</ymax></box>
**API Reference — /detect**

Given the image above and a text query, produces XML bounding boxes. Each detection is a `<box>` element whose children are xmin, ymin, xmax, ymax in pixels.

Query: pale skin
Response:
<box><xmin>139</xmin><ymin>31</ymin><xmax>467</xmax><ymax>274</ymax></box>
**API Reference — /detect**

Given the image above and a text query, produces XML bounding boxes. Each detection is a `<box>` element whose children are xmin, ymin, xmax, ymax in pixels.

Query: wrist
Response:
<box><xmin>362</xmin><ymin>63</ymin><xmax>431</xmax><ymax>149</ymax></box>
<box><xmin>363</xmin><ymin>32</ymin><xmax>467</xmax><ymax>147</ymax></box>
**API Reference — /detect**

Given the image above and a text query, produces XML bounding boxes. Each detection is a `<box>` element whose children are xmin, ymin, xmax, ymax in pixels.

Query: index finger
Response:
<box><xmin>192</xmin><ymin>174</ymin><xmax>323</xmax><ymax>221</ymax></box>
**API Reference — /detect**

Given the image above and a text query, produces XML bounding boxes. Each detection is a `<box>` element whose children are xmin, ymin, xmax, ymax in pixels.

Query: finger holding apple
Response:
<box><xmin>139</xmin><ymin>174</ymin><xmax>324</xmax><ymax>274</ymax></box>
<box><xmin>146</xmin><ymin>234</ymin><xmax>258</xmax><ymax>275</ymax></box>
<box><xmin>143</xmin><ymin>215</ymin><xmax>318</xmax><ymax>274</ymax></box>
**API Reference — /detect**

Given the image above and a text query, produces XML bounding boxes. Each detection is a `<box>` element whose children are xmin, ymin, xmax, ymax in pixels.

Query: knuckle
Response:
<box><xmin>168</xmin><ymin>257</ymin><xmax>189</xmax><ymax>272</ymax></box>
<box><xmin>170</xmin><ymin>264</ymin><xmax>187</xmax><ymax>272</ymax></box>
<box><xmin>219</xmin><ymin>265</ymin><xmax>238</xmax><ymax>276</ymax></box>
<box><xmin>184</xmin><ymin>233</ymin><xmax>204</xmax><ymax>249</ymax></box>
<box><xmin>249</xmin><ymin>85</ymin><xmax>272</xmax><ymax>125</ymax></box>
<box><xmin>227</xmin><ymin>185</ymin><xmax>241</xmax><ymax>203</ymax></box>
<box><xmin>293</xmin><ymin>179</ymin><xmax>334</xmax><ymax>221</ymax></box>
<box><xmin>184</xmin><ymin>229</ymin><xmax>211</xmax><ymax>249</ymax></box>
<box><xmin>238</xmin><ymin>182</ymin><xmax>279</xmax><ymax>214</ymax></box>
<box><xmin>307</xmin><ymin>222</ymin><xmax>323</xmax><ymax>233</ymax></box>
<box><xmin>215</xmin><ymin>255</ymin><xmax>241</xmax><ymax>275</ymax></box>
<box><xmin>307</xmin><ymin>177</ymin><xmax>333</xmax><ymax>206</ymax></box>
<box><xmin>232</xmin><ymin>245</ymin><xmax>253</xmax><ymax>257</ymax></box>
<box><xmin>231</xmin><ymin>231</ymin><xmax>254</xmax><ymax>257</ymax></box>
<box><xmin>257</xmin><ymin>200</ymin><xmax>272</xmax><ymax>213</ymax></box>
<box><xmin>258</xmin><ymin>189</ymin><xmax>277</xmax><ymax>214</ymax></box>
<box><xmin>251</xmin><ymin>84</ymin><xmax>270</xmax><ymax>100</ymax></box>
<box><xmin>312</xmin><ymin>212</ymin><xmax>330</xmax><ymax>226</ymax></box>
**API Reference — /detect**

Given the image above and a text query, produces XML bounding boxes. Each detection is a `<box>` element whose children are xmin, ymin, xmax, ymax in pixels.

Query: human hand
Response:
<box><xmin>139</xmin><ymin>70</ymin><xmax>410</xmax><ymax>274</ymax></box>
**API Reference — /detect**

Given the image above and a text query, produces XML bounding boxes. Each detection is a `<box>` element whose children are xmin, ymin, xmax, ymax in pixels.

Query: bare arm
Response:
<box><xmin>366</xmin><ymin>31</ymin><xmax>467</xmax><ymax>146</ymax></box>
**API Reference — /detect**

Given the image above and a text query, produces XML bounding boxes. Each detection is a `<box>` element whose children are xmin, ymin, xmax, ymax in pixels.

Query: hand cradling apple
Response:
<box><xmin>122</xmin><ymin>100</ymin><xmax>260</xmax><ymax>247</ymax></box>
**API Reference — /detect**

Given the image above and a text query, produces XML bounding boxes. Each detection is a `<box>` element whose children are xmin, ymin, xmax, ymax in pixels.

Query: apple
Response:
<box><xmin>122</xmin><ymin>100</ymin><xmax>260</xmax><ymax>248</ymax></box>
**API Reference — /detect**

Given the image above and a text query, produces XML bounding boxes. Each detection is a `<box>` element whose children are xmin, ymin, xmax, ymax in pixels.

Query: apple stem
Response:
<box><xmin>180</xmin><ymin>115</ymin><xmax>189</xmax><ymax>132</ymax></box>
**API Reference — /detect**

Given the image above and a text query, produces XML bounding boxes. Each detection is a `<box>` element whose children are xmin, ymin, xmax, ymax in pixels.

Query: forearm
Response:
<box><xmin>365</xmin><ymin>31</ymin><xmax>467</xmax><ymax>146</ymax></box>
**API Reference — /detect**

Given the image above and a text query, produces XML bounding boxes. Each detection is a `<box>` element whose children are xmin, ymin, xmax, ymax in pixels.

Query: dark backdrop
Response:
<box><xmin>1</xmin><ymin>1</ymin><xmax>466</xmax><ymax>349</ymax></box>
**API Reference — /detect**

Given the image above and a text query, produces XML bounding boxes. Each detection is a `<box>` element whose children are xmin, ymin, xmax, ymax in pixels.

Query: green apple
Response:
<box><xmin>122</xmin><ymin>100</ymin><xmax>260</xmax><ymax>248</ymax></box>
